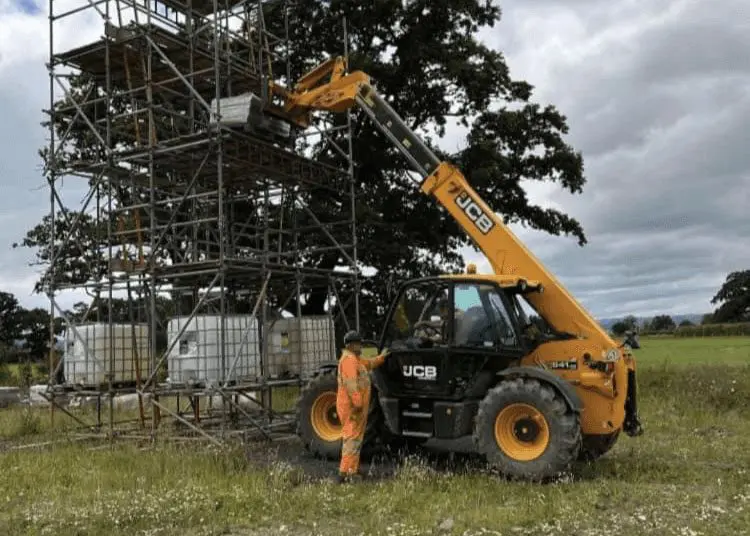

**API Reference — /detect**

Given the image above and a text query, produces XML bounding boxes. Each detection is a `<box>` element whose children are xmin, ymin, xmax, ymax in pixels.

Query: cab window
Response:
<box><xmin>384</xmin><ymin>281</ymin><xmax>450</xmax><ymax>348</ymax></box>
<box><xmin>453</xmin><ymin>283</ymin><xmax>519</xmax><ymax>349</ymax></box>
<box><xmin>510</xmin><ymin>292</ymin><xmax>555</xmax><ymax>338</ymax></box>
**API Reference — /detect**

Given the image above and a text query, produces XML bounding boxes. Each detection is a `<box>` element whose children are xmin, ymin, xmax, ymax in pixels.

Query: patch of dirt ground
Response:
<box><xmin>242</xmin><ymin>436</ymin><xmax>490</xmax><ymax>483</ymax></box>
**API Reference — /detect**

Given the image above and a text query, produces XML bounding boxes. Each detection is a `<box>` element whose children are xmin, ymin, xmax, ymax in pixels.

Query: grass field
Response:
<box><xmin>633</xmin><ymin>335</ymin><xmax>750</xmax><ymax>366</ymax></box>
<box><xmin>0</xmin><ymin>363</ymin><xmax>46</xmax><ymax>387</ymax></box>
<box><xmin>0</xmin><ymin>337</ymin><xmax>748</xmax><ymax>535</ymax></box>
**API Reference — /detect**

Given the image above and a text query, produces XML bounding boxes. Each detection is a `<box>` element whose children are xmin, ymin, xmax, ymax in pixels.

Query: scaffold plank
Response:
<box><xmin>66</xmin><ymin>130</ymin><xmax>347</xmax><ymax>193</ymax></box>
<box><xmin>54</xmin><ymin>22</ymin><xmax>262</xmax><ymax>100</ymax></box>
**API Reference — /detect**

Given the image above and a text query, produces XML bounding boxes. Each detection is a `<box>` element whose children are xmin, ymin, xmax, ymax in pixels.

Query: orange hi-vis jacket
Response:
<box><xmin>336</xmin><ymin>349</ymin><xmax>387</xmax><ymax>476</ymax></box>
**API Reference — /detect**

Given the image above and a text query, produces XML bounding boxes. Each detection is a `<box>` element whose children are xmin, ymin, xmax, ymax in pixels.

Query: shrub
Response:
<box><xmin>0</xmin><ymin>361</ymin><xmax>11</xmax><ymax>385</ymax></box>
<box><xmin>674</xmin><ymin>322</ymin><xmax>750</xmax><ymax>338</ymax></box>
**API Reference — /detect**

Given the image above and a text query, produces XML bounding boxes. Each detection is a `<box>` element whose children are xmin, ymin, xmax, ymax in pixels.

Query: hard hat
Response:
<box><xmin>343</xmin><ymin>330</ymin><xmax>362</xmax><ymax>344</ymax></box>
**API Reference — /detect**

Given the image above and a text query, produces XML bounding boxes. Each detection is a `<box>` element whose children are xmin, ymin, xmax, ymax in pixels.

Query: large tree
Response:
<box><xmin>20</xmin><ymin>1</ymin><xmax>587</xmax><ymax>338</ymax></box>
<box><xmin>611</xmin><ymin>315</ymin><xmax>638</xmax><ymax>336</ymax></box>
<box><xmin>270</xmin><ymin>2</ymin><xmax>586</xmax><ymax>331</ymax></box>
<box><xmin>0</xmin><ymin>291</ymin><xmax>65</xmax><ymax>366</ymax></box>
<box><xmin>0</xmin><ymin>291</ymin><xmax>23</xmax><ymax>346</ymax></box>
<box><xmin>710</xmin><ymin>270</ymin><xmax>750</xmax><ymax>323</ymax></box>
<box><xmin>649</xmin><ymin>314</ymin><xmax>676</xmax><ymax>332</ymax></box>
<box><xmin>17</xmin><ymin>307</ymin><xmax>56</xmax><ymax>361</ymax></box>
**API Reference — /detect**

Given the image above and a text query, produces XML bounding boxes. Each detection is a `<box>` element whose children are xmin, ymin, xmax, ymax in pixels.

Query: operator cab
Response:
<box><xmin>381</xmin><ymin>275</ymin><xmax>560</xmax><ymax>353</ymax></box>
<box><xmin>374</xmin><ymin>270</ymin><xmax>565</xmax><ymax>400</ymax></box>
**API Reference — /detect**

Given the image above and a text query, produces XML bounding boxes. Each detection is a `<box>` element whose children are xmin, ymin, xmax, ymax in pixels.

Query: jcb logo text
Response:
<box><xmin>402</xmin><ymin>365</ymin><xmax>437</xmax><ymax>381</ymax></box>
<box><xmin>455</xmin><ymin>191</ymin><xmax>495</xmax><ymax>235</ymax></box>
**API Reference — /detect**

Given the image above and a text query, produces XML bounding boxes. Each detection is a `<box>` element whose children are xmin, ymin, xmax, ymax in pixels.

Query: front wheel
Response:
<box><xmin>473</xmin><ymin>377</ymin><xmax>581</xmax><ymax>481</ymax></box>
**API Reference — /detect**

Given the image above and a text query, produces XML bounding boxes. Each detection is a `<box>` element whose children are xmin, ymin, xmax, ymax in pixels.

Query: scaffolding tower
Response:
<box><xmin>42</xmin><ymin>0</ymin><xmax>360</xmax><ymax>445</ymax></box>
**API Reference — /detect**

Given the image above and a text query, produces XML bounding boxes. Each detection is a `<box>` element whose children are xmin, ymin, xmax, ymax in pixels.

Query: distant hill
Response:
<box><xmin>597</xmin><ymin>313</ymin><xmax>707</xmax><ymax>329</ymax></box>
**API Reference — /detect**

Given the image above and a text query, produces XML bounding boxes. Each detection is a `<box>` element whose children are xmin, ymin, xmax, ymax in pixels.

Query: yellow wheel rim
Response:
<box><xmin>494</xmin><ymin>403</ymin><xmax>550</xmax><ymax>461</ymax></box>
<box><xmin>310</xmin><ymin>392</ymin><xmax>341</xmax><ymax>442</ymax></box>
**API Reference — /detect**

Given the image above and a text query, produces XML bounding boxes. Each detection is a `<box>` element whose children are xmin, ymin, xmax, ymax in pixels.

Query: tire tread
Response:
<box><xmin>472</xmin><ymin>377</ymin><xmax>581</xmax><ymax>481</ymax></box>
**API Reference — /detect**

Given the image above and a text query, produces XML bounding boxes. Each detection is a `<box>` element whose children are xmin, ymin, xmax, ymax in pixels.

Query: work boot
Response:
<box><xmin>336</xmin><ymin>473</ymin><xmax>363</xmax><ymax>484</ymax></box>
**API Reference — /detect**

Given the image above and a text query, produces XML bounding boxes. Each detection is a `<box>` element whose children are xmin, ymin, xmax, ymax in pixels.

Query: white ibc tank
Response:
<box><xmin>63</xmin><ymin>323</ymin><xmax>151</xmax><ymax>386</ymax></box>
<box><xmin>166</xmin><ymin>315</ymin><xmax>260</xmax><ymax>386</ymax></box>
<box><xmin>267</xmin><ymin>315</ymin><xmax>335</xmax><ymax>378</ymax></box>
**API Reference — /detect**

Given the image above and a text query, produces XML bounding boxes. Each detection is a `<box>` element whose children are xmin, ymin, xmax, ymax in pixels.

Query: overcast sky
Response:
<box><xmin>0</xmin><ymin>0</ymin><xmax>747</xmax><ymax>319</ymax></box>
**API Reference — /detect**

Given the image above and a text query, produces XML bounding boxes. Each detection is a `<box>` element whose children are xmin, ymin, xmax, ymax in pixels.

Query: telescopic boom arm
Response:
<box><xmin>267</xmin><ymin>56</ymin><xmax>620</xmax><ymax>355</ymax></box>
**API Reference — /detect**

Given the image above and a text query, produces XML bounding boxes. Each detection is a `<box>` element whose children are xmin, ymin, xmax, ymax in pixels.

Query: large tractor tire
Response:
<box><xmin>578</xmin><ymin>430</ymin><xmax>620</xmax><ymax>462</ymax></box>
<box><xmin>295</xmin><ymin>373</ymin><xmax>384</xmax><ymax>460</ymax></box>
<box><xmin>296</xmin><ymin>373</ymin><xmax>342</xmax><ymax>459</ymax></box>
<box><xmin>473</xmin><ymin>377</ymin><xmax>581</xmax><ymax>481</ymax></box>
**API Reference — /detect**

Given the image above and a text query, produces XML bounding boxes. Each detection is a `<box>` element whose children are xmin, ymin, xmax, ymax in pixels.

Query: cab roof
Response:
<box><xmin>438</xmin><ymin>273</ymin><xmax>543</xmax><ymax>290</ymax></box>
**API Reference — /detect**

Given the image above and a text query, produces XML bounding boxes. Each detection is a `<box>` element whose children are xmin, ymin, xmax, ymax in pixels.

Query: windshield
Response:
<box><xmin>453</xmin><ymin>282</ymin><xmax>519</xmax><ymax>349</ymax></box>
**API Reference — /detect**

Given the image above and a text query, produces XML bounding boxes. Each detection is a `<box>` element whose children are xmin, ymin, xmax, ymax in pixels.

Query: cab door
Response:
<box><xmin>374</xmin><ymin>279</ymin><xmax>452</xmax><ymax>398</ymax></box>
<box><xmin>447</xmin><ymin>282</ymin><xmax>527</xmax><ymax>398</ymax></box>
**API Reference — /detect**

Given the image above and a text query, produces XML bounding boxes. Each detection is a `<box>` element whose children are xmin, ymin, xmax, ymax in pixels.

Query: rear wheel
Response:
<box><xmin>296</xmin><ymin>373</ymin><xmax>342</xmax><ymax>459</ymax></box>
<box><xmin>473</xmin><ymin>378</ymin><xmax>581</xmax><ymax>480</ymax></box>
<box><xmin>296</xmin><ymin>373</ymin><xmax>385</xmax><ymax>460</ymax></box>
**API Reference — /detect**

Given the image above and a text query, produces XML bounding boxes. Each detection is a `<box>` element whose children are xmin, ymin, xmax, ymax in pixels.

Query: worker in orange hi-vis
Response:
<box><xmin>336</xmin><ymin>330</ymin><xmax>390</xmax><ymax>483</ymax></box>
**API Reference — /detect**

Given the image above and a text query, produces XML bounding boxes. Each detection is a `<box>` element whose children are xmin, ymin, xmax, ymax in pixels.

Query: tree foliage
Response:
<box><xmin>19</xmin><ymin>1</ymin><xmax>588</xmax><ymax>338</ymax></box>
<box><xmin>270</xmin><ymin>1</ymin><xmax>587</xmax><ymax>333</ymax></box>
<box><xmin>649</xmin><ymin>314</ymin><xmax>676</xmax><ymax>332</ymax></box>
<box><xmin>710</xmin><ymin>270</ymin><xmax>750</xmax><ymax>323</ymax></box>
<box><xmin>17</xmin><ymin>308</ymin><xmax>56</xmax><ymax>361</ymax></box>
<box><xmin>14</xmin><ymin>210</ymin><xmax>110</xmax><ymax>294</ymax></box>
<box><xmin>0</xmin><ymin>291</ymin><xmax>23</xmax><ymax>346</ymax></box>
<box><xmin>675</xmin><ymin>322</ymin><xmax>750</xmax><ymax>337</ymax></box>
<box><xmin>0</xmin><ymin>291</ymin><xmax>65</xmax><ymax>364</ymax></box>
<box><xmin>610</xmin><ymin>315</ymin><xmax>638</xmax><ymax>337</ymax></box>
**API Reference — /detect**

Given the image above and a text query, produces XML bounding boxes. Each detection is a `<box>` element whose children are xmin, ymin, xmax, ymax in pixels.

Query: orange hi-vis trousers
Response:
<box><xmin>336</xmin><ymin>349</ymin><xmax>386</xmax><ymax>476</ymax></box>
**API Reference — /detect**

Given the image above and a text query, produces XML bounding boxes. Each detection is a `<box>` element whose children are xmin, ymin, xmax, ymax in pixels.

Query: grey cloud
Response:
<box><xmin>570</xmin><ymin>89</ymin><xmax>686</xmax><ymax>158</ymax></box>
<box><xmin>0</xmin><ymin>60</ymin><xmax>87</xmax><ymax>312</ymax></box>
<box><xmin>521</xmin><ymin>239</ymin><xmax>731</xmax><ymax>317</ymax></box>
<box><xmin>512</xmin><ymin>1</ymin><xmax>750</xmax><ymax>157</ymax></box>
<box><xmin>0</xmin><ymin>7</ymin><xmax>95</xmax><ymax>311</ymax></box>
<box><xmin>631</xmin><ymin>17</ymin><xmax>750</xmax><ymax>86</ymax></box>
<box><xmin>0</xmin><ymin>84</ymin><xmax>49</xmax><ymax>265</ymax></box>
<box><xmin>572</xmin><ymin>83</ymin><xmax>750</xmax><ymax>234</ymax></box>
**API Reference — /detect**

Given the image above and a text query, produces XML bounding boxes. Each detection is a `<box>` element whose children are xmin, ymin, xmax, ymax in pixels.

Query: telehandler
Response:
<box><xmin>235</xmin><ymin>56</ymin><xmax>644</xmax><ymax>480</ymax></box>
